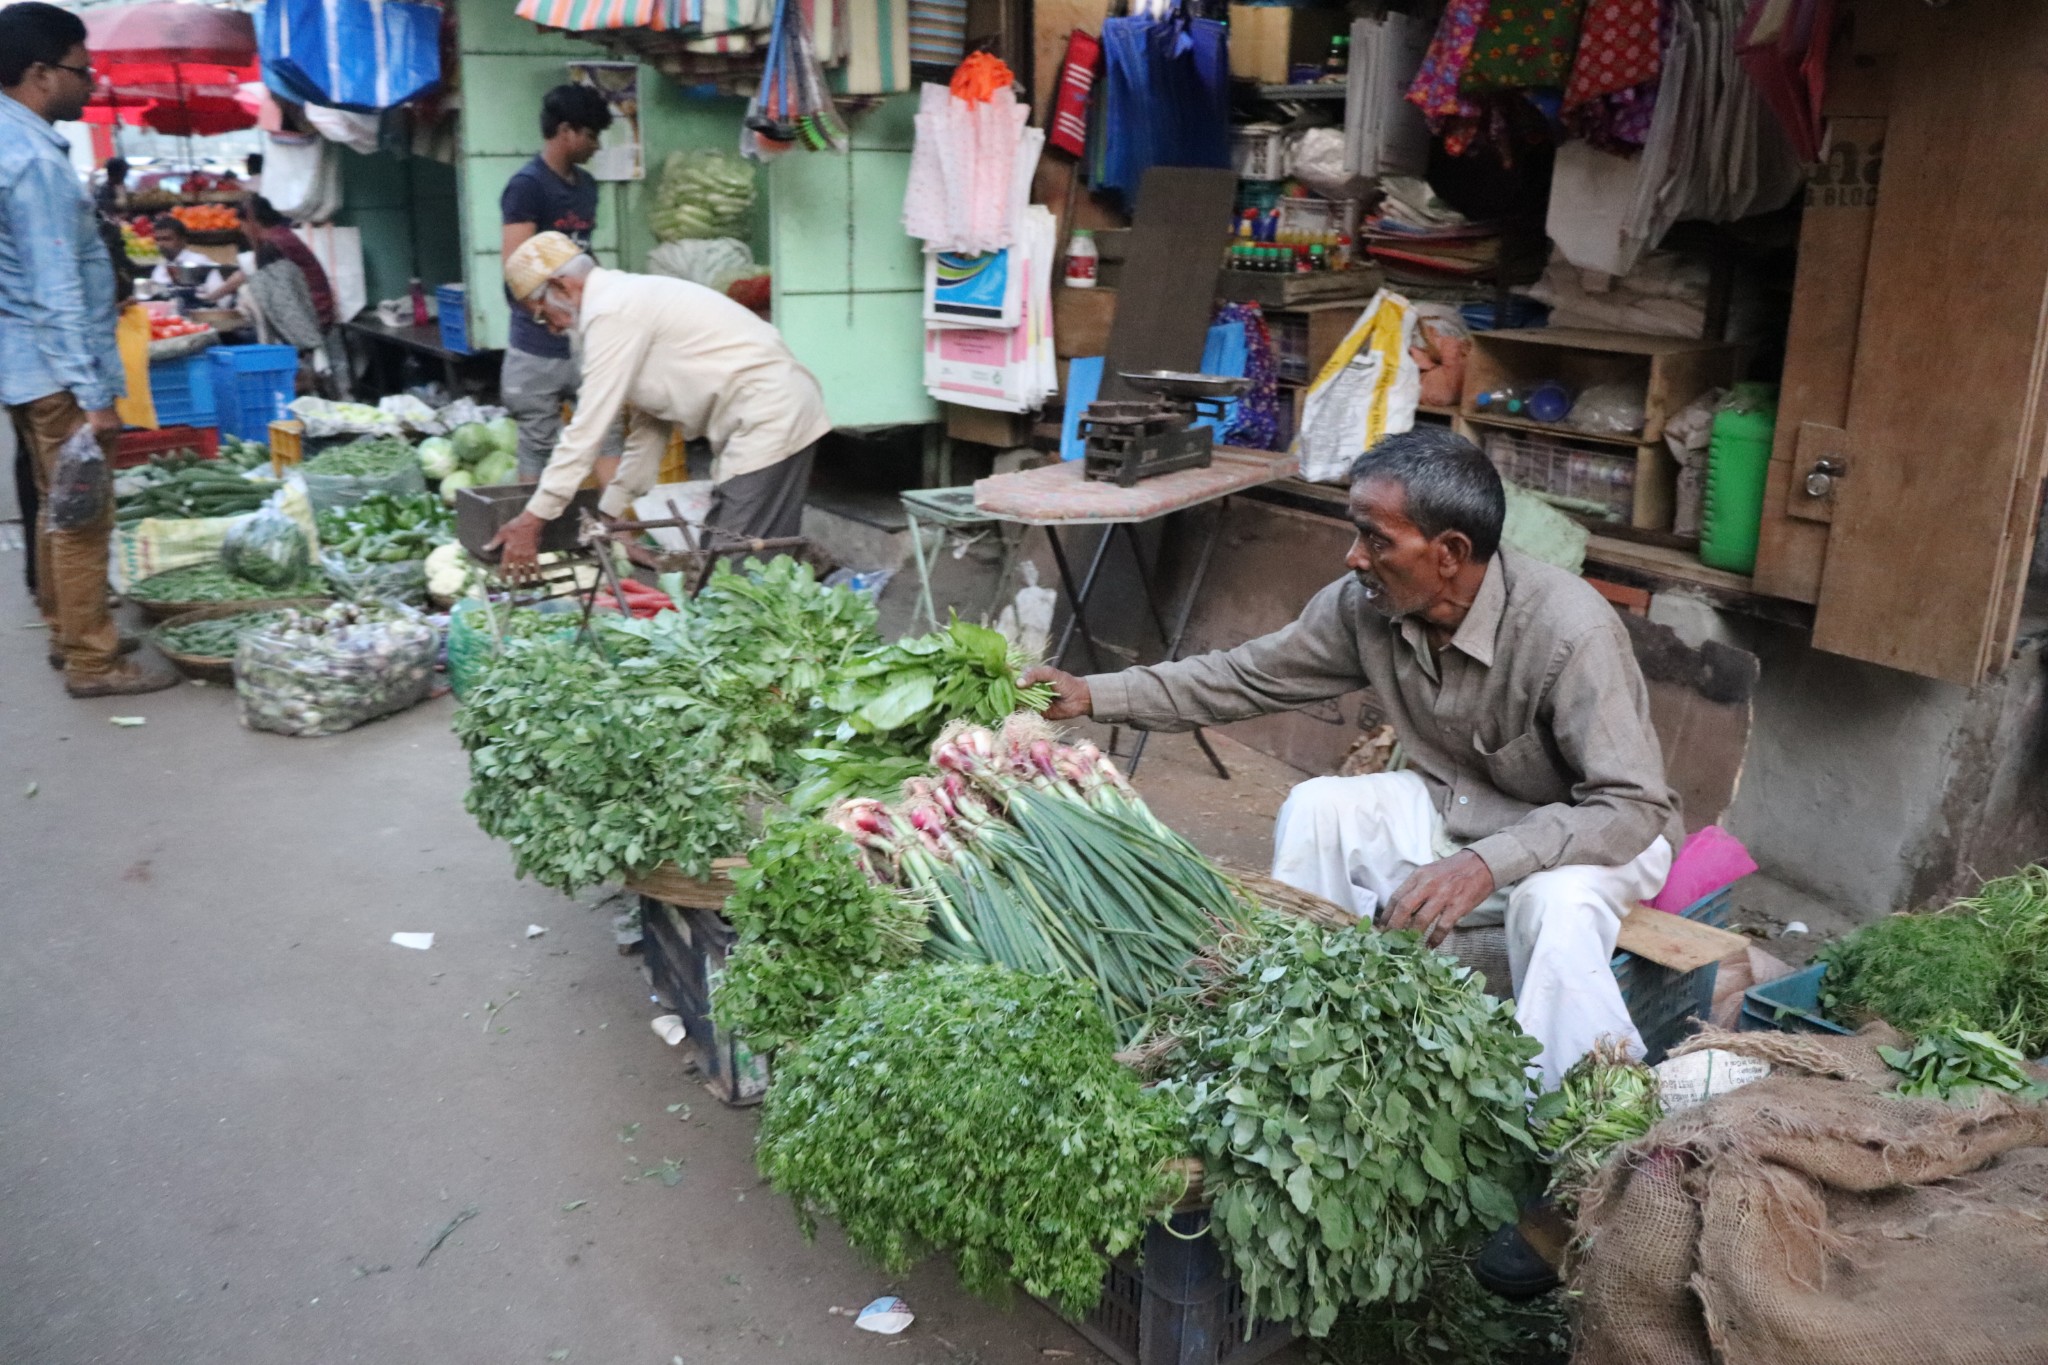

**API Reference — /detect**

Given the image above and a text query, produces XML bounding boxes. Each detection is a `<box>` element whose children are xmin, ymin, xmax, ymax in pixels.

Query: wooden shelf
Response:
<box><xmin>1458</xmin><ymin>409</ymin><xmax>1646</xmax><ymax>450</ymax></box>
<box><xmin>1258</xmin><ymin>83</ymin><xmax>1347</xmax><ymax>100</ymax></box>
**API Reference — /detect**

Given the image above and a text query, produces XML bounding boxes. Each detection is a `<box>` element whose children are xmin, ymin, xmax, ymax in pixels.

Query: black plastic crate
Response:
<box><xmin>637</xmin><ymin>897</ymin><xmax>769</xmax><ymax>1105</ymax></box>
<box><xmin>1045</xmin><ymin>1210</ymin><xmax>1294</xmax><ymax>1365</ymax></box>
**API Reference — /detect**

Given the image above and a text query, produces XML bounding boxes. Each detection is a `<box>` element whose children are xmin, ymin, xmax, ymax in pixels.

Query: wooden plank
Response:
<box><xmin>1098</xmin><ymin>167</ymin><xmax>1238</xmax><ymax>402</ymax></box>
<box><xmin>1584</xmin><ymin>535</ymin><xmax>1757</xmax><ymax>593</ymax></box>
<box><xmin>1812</xmin><ymin>6</ymin><xmax>2048</xmax><ymax>684</ymax></box>
<box><xmin>1617</xmin><ymin>907</ymin><xmax>1751</xmax><ymax>972</ymax></box>
<box><xmin>625</xmin><ymin>857</ymin><xmax>745</xmax><ymax>909</ymax></box>
<box><xmin>1753</xmin><ymin>117</ymin><xmax>1885</xmax><ymax>600</ymax></box>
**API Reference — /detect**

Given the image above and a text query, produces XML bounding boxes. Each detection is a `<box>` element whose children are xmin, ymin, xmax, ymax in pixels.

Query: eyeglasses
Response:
<box><xmin>47</xmin><ymin>60</ymin><xmax>96</xmax><ymax>80</ymax></box>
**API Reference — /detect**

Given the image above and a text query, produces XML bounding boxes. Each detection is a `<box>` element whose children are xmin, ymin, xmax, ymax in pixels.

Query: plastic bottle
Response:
<box><xmin>1700</xmin><ymin>382</ymin><xmax>1780</xmax><ymax>574</ymax></box>
<box><xmin>1064</xmin><ymin>229</ymin><xmax>1099</xmax><ymax>288</ymax></box>
<box><xmin>1475</xmin><ymin>386</ymin><xmax>1529</xmax><ymax>416</ymax></box>
<box><xmin>1324</xmin><ymin>34</ymin><xmax>1350</xmax><ymax>80</ymax></box>
<box><xmin>1526</xmin><ymin>381</ymin><xmax>1575</xmax><ymax>424</ymax></box>
<box><xmin>409</xmin><ymin>277</ymin><xmax>429</xmax><ymax>328</ymax></box>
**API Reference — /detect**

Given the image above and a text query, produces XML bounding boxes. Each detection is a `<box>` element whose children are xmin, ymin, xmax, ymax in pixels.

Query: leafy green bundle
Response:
<box><xmin>788</xmin><ymin>618</ymin><xmax>1054</xmax><ymax>813</ymax></box>
<box><xmin>1957</xmin><ymin>866</ymin><xmax>2048</xmax><ymax>1056</ymax></box>
<box><xmin>712</xmin><ymin>817</ymin><xmax>928</xmax><ymax>1052</ymax></box>
<box><xmin>1879</xmin><ymin>1024</ymin><xmax>2048</xmax><ymax>1104</ymax></box>
<box><xmin>456</xmin><ymin>558</ymin><xmax>880</xmax><ymax>889</ymax></box>
<box><xmin>756</xmin><ymin>964</ymin><xmax>1184</xmax><ymax>1316</ymax></box>
<box><xmin>1164</xmin><ymin>919</ymin><xmax>1541</xmax><ymax>1337</ymax></box>
<box><xmin>1817</xmin><ymin>912</ymin><xmax>2009</xmax><ymax>1037</ymax></box>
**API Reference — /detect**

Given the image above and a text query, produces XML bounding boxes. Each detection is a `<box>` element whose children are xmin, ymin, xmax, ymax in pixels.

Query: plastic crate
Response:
<box><xmin>147</xmin><ymin>351</ymin><xmax>219</xmax><ymax>427</ymax></box>
<box><xmin>1739</xmin><ymin>963</ymin><xmax>1851</xmax><ymax>1036</ymax></box>
<box><xmin>1613</xmin><ymin>888</ymin><xmax>1734</xmax><ymax>1064</ymax></box>
<box><xmin>637</xmin><ymin>898</ymin><xmax>770</xmax><ymax>1106</ymax></box>
<box><xmin>436</xmin><ymin>283</ymin><xmax>471</xmax><ymax>355</ymax></box>
<box><xmin>1043</xmin><ymin>1209</ymin><xmax>1294</xmax><ymax>1365</ymax></box>
<box><xmin>1230</xmin><ymin>125</ymin><xmax>1287</xmax><ymax>181</ymax></box>
<box><xmin>208</xmin><ymin>344</ymin><xmax>299</xmax><ymax>441</ymax></box>
<box><xmin>1483</xmin><ymin>429</ymin><xmax>1636</xmax><ymax>523</ymax></box>
<box><xmin>113</xmin><ymin>424</ymin><xmax>218</xmax><ymax>470</ymax></box>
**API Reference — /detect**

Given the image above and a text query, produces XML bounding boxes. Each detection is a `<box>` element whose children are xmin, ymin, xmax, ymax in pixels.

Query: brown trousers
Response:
<box><xmin>9</xmin><ymin>392</ymin><xmax>119</xmax><ymax>677</ymax></box>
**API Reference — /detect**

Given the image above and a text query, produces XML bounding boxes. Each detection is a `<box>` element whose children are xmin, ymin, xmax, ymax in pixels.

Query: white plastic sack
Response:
<box><xmin>1293</xmin><ymin>290</ymin><xmax>1419</xmax><ymax>485</ymax></box>
<box><xmin>295</xmin><ymin>224</ymin><xmax>365</xmax><ymax>324</ymax></box>
<box><xmin>645</xmin><ymin>237</ymin><xmax>757</xmax><ymax>292</ymax></box>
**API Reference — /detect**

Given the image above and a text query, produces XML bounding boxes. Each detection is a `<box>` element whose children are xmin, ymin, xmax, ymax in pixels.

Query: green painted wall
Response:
<box><xmin>453</xmin><ymin>0</ymin><xmax>756</xmax><ymax>352</ymax></box>
<box><xmin>769</xmin><ymin>94</ymin><xmax>935</xmax><ymax>429</ymax></box>
<box><xmin>332</xmin><ymin>150</ymin><xmax>462</xmax><ymax>309</ymax></box>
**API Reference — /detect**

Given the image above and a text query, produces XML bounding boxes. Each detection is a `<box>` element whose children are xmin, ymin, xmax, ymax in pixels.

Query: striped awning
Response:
<box><xmin>515</xmin><ymin>0</ymin><xmax>691</xmax><ymax>33</ymax></box>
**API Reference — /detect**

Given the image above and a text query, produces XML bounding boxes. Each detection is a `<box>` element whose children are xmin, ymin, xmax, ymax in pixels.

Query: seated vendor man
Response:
<box><xmin>1023</xmin><ymin>428</ymin><xmax>1681</xmax><ymax>1088</ymax></box>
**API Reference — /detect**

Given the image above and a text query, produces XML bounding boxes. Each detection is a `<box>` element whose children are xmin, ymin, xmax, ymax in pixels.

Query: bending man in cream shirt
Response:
<box><xmin>486</xmin><ymin>231</ymin><xmax>830</xmax><ymax>570</ymax></box>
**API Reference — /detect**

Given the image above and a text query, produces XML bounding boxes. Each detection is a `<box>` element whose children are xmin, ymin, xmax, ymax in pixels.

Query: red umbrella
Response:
<box><xmin>84</xmin><ymin>3</ymin><xmax>258</xmax><ymax>68</ymax></box>
<box><xmin>83</xmin><ymin>4</ymin><xmax>260</xmax><ymax>138</ymax></box>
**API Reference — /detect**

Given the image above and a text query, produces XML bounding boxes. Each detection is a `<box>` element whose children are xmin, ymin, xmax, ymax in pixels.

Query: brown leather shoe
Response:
<box><xmin>47</xmin><ymin>632</ymin><xmax>142</xmax><ymax>669</ymax></box>
<box><xmin>65</xmin><ymin>658</ymin><xmax>180</xmax><ymax>698</ymax></box>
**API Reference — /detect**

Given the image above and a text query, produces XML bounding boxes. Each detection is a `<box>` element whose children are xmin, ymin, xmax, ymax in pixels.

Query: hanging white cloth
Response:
<box><xmin>1269</xmin><ymin>771</ymin><xmax>1673</xmax><ymax>1090</ymax></box>
<box><xmin>902</xmin><ymin>83</ymin><xmax>1037</xmax><ymax>254</ymax></box>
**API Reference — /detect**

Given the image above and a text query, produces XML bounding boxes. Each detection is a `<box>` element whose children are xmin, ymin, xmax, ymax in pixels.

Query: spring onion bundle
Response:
<box><xmin>827</xmin><ymin>717</ymin><xmax>1255</xmax><ymax>1040</ymax></box>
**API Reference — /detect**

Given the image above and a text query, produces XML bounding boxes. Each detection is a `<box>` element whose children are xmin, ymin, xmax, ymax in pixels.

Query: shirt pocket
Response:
<box><xmin>1470</xmin><ymin>730</ymin><xmax>1570</xmax><ymax>806</ymax></box>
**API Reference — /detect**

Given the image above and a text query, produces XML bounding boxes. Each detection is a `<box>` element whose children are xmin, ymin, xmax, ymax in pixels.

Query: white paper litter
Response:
<box><xmin>855</xmin><ymin>1297</ymin><xmax>915</xmax><ymax>1335</ymax></box>
<box><xmin>526</xmin><ymin>924</ymin><xmax>547</xmax><ymax>939</ymax></box>
<box><xmin>651</xmin><ymin>1015</ymin><xmax>686</xmax><ymax>1046</ymax></box>
<box><xmin>390</xmin><ymin>932</ymin><xmax>435</xmax><ymax>950</ymax></box>
<box><xmin>1784</xmin><ymin>920</ymin><xmax>1809</xmax><ymax>935</ymax></box>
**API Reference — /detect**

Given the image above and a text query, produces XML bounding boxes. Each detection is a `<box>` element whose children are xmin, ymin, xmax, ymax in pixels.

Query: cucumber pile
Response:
<box><xmin>117</xmin><ymin>453</ymin><xmax>279</xmax><ymax>524</ymax></box>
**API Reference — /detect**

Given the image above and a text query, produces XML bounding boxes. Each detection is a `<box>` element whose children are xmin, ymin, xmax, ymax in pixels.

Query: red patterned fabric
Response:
<box><xmin>1564</xmin><ymin>0</ymin><xmax>1661</xmax><ymax>109</ymax></box>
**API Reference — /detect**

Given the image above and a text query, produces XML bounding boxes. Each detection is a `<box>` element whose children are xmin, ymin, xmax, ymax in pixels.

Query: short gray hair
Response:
<box><xmin>1350</xmin><ymin>428</ymin><xmax>1505</xmax><ymax>560</ymax></box>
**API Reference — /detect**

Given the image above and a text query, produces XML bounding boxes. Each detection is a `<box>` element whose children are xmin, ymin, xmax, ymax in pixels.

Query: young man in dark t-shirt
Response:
<box><xmin>501</xmin><ymin>84</ymin><xmax>622</xmax><ymax>482</ymax></box>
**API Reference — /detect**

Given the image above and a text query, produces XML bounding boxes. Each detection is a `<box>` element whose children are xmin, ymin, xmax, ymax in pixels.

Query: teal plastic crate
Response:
<box><xmin>1614</xmin><ymin>888</ymin><xmax>1735</xmax><ymax>1063</ymax></box>
<box><xmin>1739</xmin><ymin>963</ymin><xmax>1851</xmax><ymax>1035</ymax></box>
<box><xmin>208</xmin><ymin>344</ymin><xmax>298</xmax><ymax>441</ymax></box>
<box><xmin>147</xmin><ymin>351</ymin><xmax>218</xmax><ymax>427</ymax></box>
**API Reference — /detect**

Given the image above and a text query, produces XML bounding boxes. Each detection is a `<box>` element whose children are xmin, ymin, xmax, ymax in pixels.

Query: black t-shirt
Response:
<box><xmin>501</xmin><ymin>156</ymin><xmax>598</xmax><ymax>358</ymax></box>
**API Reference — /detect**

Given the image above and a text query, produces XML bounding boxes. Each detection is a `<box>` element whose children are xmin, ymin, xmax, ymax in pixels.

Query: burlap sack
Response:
<box><xmin>1572</xmin><ymin>1026</ymin><xmax>2048</xmax><ymax>1365</ymax></box>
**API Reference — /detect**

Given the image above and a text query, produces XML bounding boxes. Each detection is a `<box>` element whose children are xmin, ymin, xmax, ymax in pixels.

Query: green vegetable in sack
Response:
<box><xmin>650</xmin><ymin>149</ymin><xmax>758</xmax><ymax>242</ymax></box>
<box><xmin>417</xmin><ymin>436</ymin><xmax>458</xmax><ymax>481</ymax></box>
<box><xmin>220</xmin><ymin>506</ymin><xmax>311</xmax><ymax>589</ymax></box>
<box><xmin>1817</xmin><ymin>911</ymin><xmax>2009</xmax><ymax>1037</ymax></box>
<box><xmin>302</xmin><ymin>436</ymin><xmax>416</xmax><ymax>478</ymax></box>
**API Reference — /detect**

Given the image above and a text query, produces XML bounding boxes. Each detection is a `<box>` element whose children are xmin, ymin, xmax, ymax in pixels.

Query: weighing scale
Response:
<box><xmin>1080</xmin><ymin>371</ymin><xmax>1249</xmax><ymax>487</ymax></box>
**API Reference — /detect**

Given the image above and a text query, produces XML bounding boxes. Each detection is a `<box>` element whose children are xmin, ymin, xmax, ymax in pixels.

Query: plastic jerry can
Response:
<box><xmin>1699</xmin><ymin>382</ymin><xmax>1779</xmax><ymax>574</ymax></box>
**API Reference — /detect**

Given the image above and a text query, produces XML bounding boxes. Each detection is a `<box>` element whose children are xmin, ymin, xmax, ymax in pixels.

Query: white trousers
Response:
<box><xmin>1270</xmin><ymin>772</ymin><xmax>1673</xmax><ymax>1089</ymax></box>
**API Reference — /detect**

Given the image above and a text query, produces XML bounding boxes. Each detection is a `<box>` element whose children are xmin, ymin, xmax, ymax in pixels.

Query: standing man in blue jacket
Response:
<box><xmin>0</xmin><ymin>2</ymin><xmax>172</xmax><ymax>696</ymax></box>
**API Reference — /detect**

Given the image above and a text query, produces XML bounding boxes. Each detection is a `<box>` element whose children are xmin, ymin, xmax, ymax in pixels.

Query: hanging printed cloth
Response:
<box><xmin>1405</xmin><ymin>0</ymin><xmax>1487</xmax><ymax>152</ymax></box>
<box><xmin>1212</xmin><ymin>302</ymin><xmax>1279</xmax><ymax>451</ymax></box>
<box><xmin>1563</xmin><ymin>0</ymin><xmax>1666</xmax><ymax>152</ymax></box>
<box><xmin>1459</xmin><ymin>0</ymin><xmax>1586</xmax><ymax>93</ymax></box>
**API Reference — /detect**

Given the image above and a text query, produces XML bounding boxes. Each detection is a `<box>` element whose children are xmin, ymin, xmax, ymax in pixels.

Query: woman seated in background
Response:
<box><xmin>239</xmin><ymin>243</ymin><xmax>351</xmax><ymax>399</ymax></box>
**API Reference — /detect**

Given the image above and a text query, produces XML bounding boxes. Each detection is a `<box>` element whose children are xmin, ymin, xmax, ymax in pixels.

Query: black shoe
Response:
<box><xmin>1473</xmin><ymin>1215</ymin><xmax>1563</xmax><ymax>1300</ymax></box>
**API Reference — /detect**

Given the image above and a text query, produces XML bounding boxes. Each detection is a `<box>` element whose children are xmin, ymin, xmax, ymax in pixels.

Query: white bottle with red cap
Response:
<box><xmin>1064</xmin><ymin>229</ymin><xmax>1099</xmax><ymax>288</ymax></box>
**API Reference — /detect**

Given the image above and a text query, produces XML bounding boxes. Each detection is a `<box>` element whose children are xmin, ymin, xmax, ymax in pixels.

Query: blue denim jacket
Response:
<box><xmin>0</xmin><ymin>92</ymin><xmax>122</xmax><ymax>411</ymax></box>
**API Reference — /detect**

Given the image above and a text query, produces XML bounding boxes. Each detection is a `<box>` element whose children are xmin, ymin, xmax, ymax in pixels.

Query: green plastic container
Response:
<box><xmin>1699</xmin><ymin>382</ymin><xmax>1779</xmax><ymax>574</ymax></box>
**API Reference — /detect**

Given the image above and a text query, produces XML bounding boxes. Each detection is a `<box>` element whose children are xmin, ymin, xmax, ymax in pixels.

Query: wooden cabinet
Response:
<box><xmin>1751</xmin><ymin>1</ymin><xmax>2048</xmax><ymax>686</ymax></box>
<box><xmin>1456</xmin><ymin>328</ymin><xmax>1741</xmax><ymax>533</ymax></box>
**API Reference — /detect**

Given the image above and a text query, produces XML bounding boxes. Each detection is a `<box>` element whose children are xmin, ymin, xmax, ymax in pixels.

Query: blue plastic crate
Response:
<box><xmin>208</xmin><ymin>345</ymin><xmax>298</xmax><ymax>441</ymax></box>
<box><xmin>1739</xmin><ymin>963</ymin><xmax>1851</xmax><ymax>1035</ymax></box>
<box><xmin>1613</xmin><ymin>888</ymin><xmax>1735</xmax><ymax>1064</ymax></box>
<box><xmin>436</xmin><ymin>283</ymin><xmax>471</xmax><ymax>355</ymax></box>
<box><xmin>146</xmin><ymin>351</ymin><xmax>217</xmax><ymax>428</ymax></box>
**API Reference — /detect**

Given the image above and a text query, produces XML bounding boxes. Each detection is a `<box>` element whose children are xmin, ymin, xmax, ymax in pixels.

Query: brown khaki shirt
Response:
<box><xmin>1085</xmin><ymin>548</ymin><xmax>1683</xmax><ymax>887</ymax></box>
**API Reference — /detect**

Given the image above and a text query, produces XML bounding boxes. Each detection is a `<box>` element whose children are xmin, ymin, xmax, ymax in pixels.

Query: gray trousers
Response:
<box><xmin>500</xmin><ymin>347</ymin><xmax>623</xmax><ymax>480</ymax></box>
<box><xmin>704</xmin><ymin>444</ymin><xmax>816</xmax><ymax>541</ymax></box>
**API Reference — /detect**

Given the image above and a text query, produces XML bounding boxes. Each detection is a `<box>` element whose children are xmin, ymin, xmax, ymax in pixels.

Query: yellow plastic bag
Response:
<box><xmin>114</xmin><ymin>304</ymin><xmax>157</xmax><ymax>429</ymax></box>
<box><xmin>1292</xmin><ymin>289</ymin><xmax>1420</xmax><ymax>484</ymax></box>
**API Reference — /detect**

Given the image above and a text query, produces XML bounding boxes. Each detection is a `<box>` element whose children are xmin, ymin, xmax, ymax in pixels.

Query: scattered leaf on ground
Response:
<box><xmin>562</xmin><ymin>1200</ymin><xmax>588</xmax><ymax>1212</ymax></box>
<box><xmin>618</xmin><ymin>1123</ymin><xmax>641</xmax><ymax>1143</ymax></box>
<box><xmin>108</xmin><ymin>716</ymin><xmax>146</xmax><ymax>727</ymax></box>
<box><xmin>23</xmin><ymin>782</ymin><xmax>36</xmax><ymax>797</ymax></box>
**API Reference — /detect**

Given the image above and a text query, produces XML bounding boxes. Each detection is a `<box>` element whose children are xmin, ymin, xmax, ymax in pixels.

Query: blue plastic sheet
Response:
<box><xmin>260</xmin><ymin>0</ymin><xmax>442</xmax><ymax>112</ymax></box>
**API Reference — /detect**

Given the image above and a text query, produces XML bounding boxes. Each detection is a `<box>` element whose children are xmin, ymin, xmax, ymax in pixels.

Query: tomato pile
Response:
<box><xmin>149</xmin><ymin>316</ymin><xmax>211</xmax><ymax>341</ymax></box>
<box><xmin>170</xmin><ymin>203</ymin><xmax>242</xmax><ymax>232</ymax></box>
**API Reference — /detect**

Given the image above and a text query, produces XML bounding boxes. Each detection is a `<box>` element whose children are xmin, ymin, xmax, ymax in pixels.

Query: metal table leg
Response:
<box><xmin>904</xmin><ymin>508</ymin><xmax>940</xmax><ymax>634</ymax></box>
<box><xmin>1129</xmin><ymin>498</ymin><xmax>1234</xmax><ymax>779</ymax></box>
<box><xmin>1048</xmin><ymin>524</ymin><xmax>1114</xmax><ymax>674</ymax></box>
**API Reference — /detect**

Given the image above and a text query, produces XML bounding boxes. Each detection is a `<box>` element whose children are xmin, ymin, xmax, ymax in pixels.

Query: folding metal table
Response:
<box><xmin>969</xmin><ymin>449</ymin><xmax>1298</xmax><ymax>775</ymax></box>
